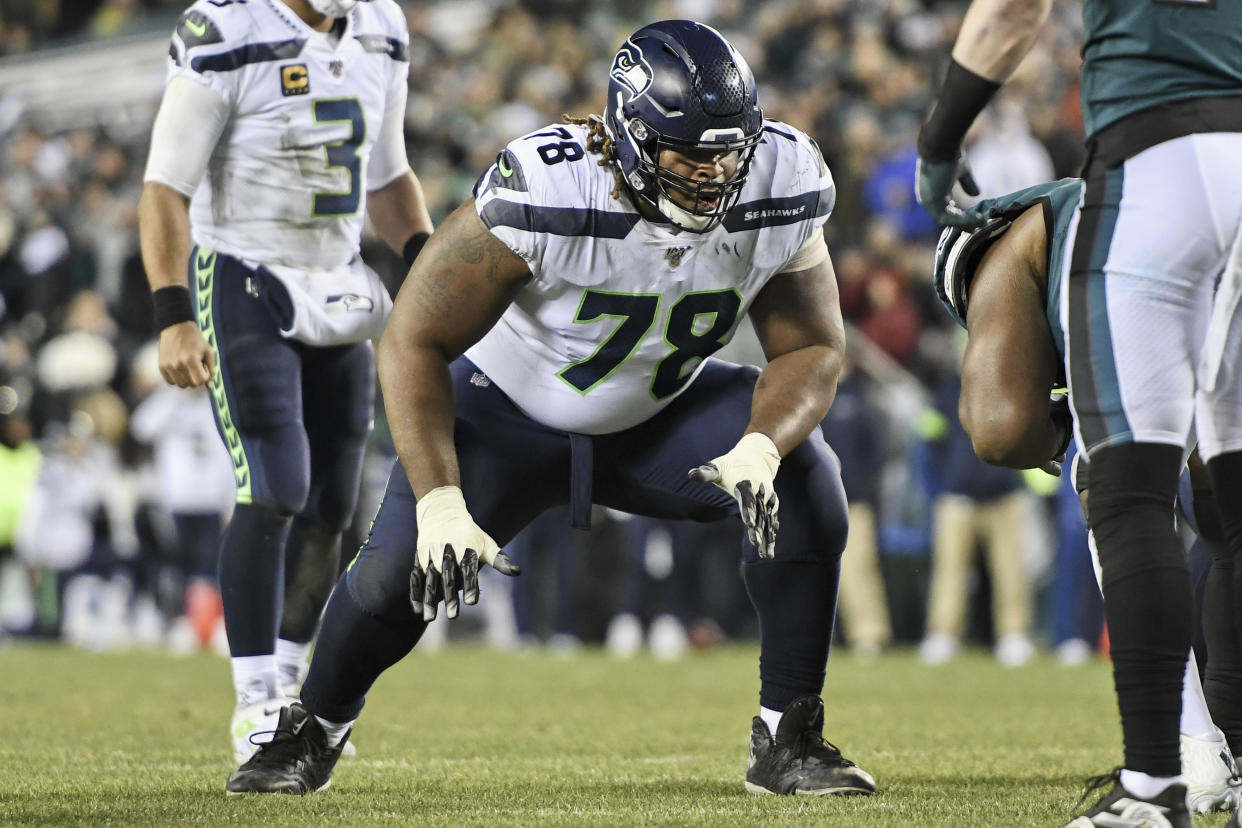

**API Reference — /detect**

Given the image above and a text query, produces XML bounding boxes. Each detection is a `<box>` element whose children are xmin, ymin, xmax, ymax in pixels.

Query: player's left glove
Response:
<box><xmin>915</xmin><ymin>153</ymin><xmax>985</xmax><ymax>229</ymax></box>
<box><xmin>688</xmin><ymin>432</ymin><xmax>781</xmax><ymax>559</ymax></box>
<box><xmin>411</xmin><ymin>486</ymin><xmax>520</xmax><ymax>622</ymax></box>
<box><xmin>1040</xmin><ymin>392</ymin><xmax>1073</xmax><ymax>477</ymax></box>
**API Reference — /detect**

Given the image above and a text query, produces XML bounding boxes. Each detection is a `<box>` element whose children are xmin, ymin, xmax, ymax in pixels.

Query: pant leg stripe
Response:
<box><xmin>192</xmin><ymin>245</ymin><xmax>254</xmax><ymax>504</ymax></box>
<box><xmin>1068</xmin><ymin>166</ymin><xmax>1131</xmax><ymax>452</ymax></box>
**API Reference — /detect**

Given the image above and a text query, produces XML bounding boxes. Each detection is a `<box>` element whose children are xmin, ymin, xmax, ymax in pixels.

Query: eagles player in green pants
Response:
<box><xmin>916</xmin><ymin>2</ymin><xmax>1242</xmax><ymax>825</ymax></box>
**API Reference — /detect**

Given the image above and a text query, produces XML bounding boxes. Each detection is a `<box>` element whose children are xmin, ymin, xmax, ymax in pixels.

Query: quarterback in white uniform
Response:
<box><xmin>137</xmin><ymin>0</ymin><xmax>434</xmax><ymax>769</ymax></box>
<box><xmin>227</xmin><ymin>20</ymin><xmax>876</xmax><ymax>800</ymax></box>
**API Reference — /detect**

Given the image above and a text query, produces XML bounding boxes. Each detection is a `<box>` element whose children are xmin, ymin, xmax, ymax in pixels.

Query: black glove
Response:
<box><xmin>1040</xmin><ymin>393</ymin><xmax>1073</xmax><ymax>477</ymax></box>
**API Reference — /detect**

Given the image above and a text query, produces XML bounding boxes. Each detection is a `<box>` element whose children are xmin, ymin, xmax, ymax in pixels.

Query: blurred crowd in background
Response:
<box><xmin>0</xmin><ymin>0</ymin><xmax>1106</xmax><ymax>666</ymax></box>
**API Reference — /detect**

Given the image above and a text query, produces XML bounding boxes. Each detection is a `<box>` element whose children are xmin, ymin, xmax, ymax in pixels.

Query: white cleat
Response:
<box><xmin>648</xmin><ymin>614</ymin><xmax>688</xmax><ymax>661</ymax></box>
<box><xmin>1181</xmin><ymin>730</ymin><xmax>1241</xmax><ymax>813</ymax></box>
<box><xmin>232</xmin><ymin>697</ymin><xmax>288</xmax><ymax>765</ymax></box>
<box><xmin>605</xmin><ymin>613</ymin><xmax>643</xmax><ymax>659</ymax></box>
<box><xmin>994</xmin><ymin>633</ymin><xmax>1035</xmax><ymax>668</ymax></box>
<box><xmin>918</xmin><ymin>633</ymin><xmax>959</xmax><ymax>666</ymax></box>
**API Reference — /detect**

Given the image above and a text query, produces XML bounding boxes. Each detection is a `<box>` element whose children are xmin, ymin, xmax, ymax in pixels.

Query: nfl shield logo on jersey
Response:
<box><xmin>664</xmin><ymin>246</ymin><xmax>690</xmax><ymax>269</ymax></box>
<box><xmin>329</xmin><ymin>60</ymin><xmax>343</xmax><ymax>78</ymax></box>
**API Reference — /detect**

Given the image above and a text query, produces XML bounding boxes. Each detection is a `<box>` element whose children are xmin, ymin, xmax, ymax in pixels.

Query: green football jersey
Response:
<box><xmin>1081</xmin><ymin>0</ymin><xmax>1242</xmax><ymax>137</ymax></box>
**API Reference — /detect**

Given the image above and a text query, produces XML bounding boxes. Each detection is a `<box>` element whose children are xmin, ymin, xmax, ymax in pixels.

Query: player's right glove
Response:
<box><xmin>688</xmin><ymin>432</ymin><xmax>781</xmax><ymax>559</ymax></box>
<box><xmin>915</xmin><ymin>152</ymin><xmax>986</xmax><ymax>230</ymax></box>
<box><xmin>411</xmin><ymin>486</ymin><xmax>520</xmax><ymax>622</ymax></box>
<box><xmin>1040</xmin><ymin>392</ymin><xmax>1073</xmax><ymax>477</ymax></box>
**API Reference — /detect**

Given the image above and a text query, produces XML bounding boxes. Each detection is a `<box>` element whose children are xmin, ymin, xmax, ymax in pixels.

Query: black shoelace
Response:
<box><xmin>244</xmin><ymin>723</ymin><xmax>320</xmax><ymax>768</ymax></box>
<box><xmin>1074</xmin><ymin>767</ymin><xmax>1123</xmax><ymax>809</ymax></box>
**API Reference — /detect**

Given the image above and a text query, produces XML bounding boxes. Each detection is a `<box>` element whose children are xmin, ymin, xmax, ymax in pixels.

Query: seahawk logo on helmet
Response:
<box><xmin>610</xmin><ymin>41</ymin><xmax>653</xmax><ymax>99</ymax></box>
<box><xmin>604</xmin><ymin>20</ymin><xmax>763</xmax><ymax>233</ymax></box>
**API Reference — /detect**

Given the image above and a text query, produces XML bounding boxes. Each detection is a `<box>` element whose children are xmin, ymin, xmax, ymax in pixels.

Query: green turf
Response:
<box><xmin>0</xmin><ymin>642</ymin><xmax>1232</xmax><ymax>826</ymax></box>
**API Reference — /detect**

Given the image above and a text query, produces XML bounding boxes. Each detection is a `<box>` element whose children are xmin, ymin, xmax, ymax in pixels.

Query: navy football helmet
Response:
<box><xmin>605</xmin><ymin>20</ymin><xmax>763</xmax><ymax>232</ymax></box>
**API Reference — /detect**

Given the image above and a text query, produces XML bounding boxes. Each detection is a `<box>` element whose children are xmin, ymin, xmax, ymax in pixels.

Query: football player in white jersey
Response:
<box><xmin>137</xmin><ymin>0</ymin><xmax>434</xmax><ymax>768</ymax></box>
<box><xmin>225</xmin><ymin>20</ymin><xmax>876</xmax><ymax>799</ymax></box>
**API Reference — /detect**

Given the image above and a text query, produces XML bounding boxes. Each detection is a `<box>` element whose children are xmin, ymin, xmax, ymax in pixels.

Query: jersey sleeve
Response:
<box><xmin>798</xmin><ymin>134</ymin><xmax>835</xmax><ymax>238</ymax></box>
<box><xmin>365</xmin><ymin>1</ymin><xmax>412</xmax><ymax>190</ymax></box>
<box><xmin>472</xmin><ymin>135</ymin><xmax>554</xmax><ymax>274</ymax></box>
<box><xmin>774</xmin><ymin>127</ymin><xmax>836</xmax><ymax>272</ymax></box>
<box><xmin>164</xmin><ymin>2</ymin><xmax>245</xmax><ymax>107</ymax></box>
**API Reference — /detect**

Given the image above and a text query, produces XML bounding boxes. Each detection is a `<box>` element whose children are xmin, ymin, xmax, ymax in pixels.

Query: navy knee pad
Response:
<box><xmin>756</xmin><ymin>434</ymin><xmax>848</xmax><ymax>566</ymax></box>
<box><xmin>217</xmin><ymin>338</ymin><xmax>311</xmax><ymax>516</ymax></box>
<box><xmin>346</xmin><ymin>543</ymin><xmax>418</xmax><ymax>626</ymax></box>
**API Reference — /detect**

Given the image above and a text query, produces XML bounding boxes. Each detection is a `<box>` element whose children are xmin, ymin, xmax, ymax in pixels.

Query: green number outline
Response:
<box><xmin>312</xmin><ymin>96</ymin><xmax>365</xmax><ymax>217</ymax></box>
<box><xmin>650</xmin><ymin>288</ymin><xmax>744</xmax><ymax>401</ymax></box>
<box><xmin>556</xmin><ymin>290</ymin><xmax>661</xmax><ymax>395</ymax></box>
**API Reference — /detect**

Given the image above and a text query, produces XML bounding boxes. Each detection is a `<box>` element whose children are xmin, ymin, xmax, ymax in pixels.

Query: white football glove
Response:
<box><xmin>412</xmin><ymin>486</ymin><xmax>519</xmax><ymax>621</ymax></box>
<box><xmin>688</xmin><ymin>432</ymin><xmax>781</xmax><ymax>559</ymax></box>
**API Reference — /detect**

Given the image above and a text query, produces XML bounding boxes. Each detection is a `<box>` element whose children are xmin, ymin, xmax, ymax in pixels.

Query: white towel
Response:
<box><xmin>265</xmin><ymin>258</ymin><xmax>392</xmax><ymax>347</ymax></box>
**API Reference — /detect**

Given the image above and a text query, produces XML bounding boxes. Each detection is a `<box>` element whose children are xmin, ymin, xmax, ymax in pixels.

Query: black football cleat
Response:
<box><xmin>745</xmin><ymin>695</ymin><xmax>876</xmax><ymax>796</ymax></box>
<box><xmin>225</xmin><ymin>702</ymin><xmax>349</xmax><ymax>795</ymax></box>
<box><xmin>1062</xmin><ymin>768</ymin><xmax>1190</xmax><ymax>827</ymax></box>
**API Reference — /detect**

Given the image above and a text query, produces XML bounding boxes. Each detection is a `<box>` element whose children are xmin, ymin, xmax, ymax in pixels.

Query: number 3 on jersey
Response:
<box><xmin>312</xmin><ymin>97</ymin><xmax>364</xmax><ymax>216</ymax></box>
<box><xmin>557</xmin><ymin>288</ymin><xmax>743</xmax><ymax>400</ymax></box>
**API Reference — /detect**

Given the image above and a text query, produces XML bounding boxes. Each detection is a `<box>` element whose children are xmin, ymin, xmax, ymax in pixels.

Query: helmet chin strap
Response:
<box><xmin>656</xmin><ymin>193</ymin><xmax>714</xmax><ymax>232</ymax></box>
<box><xmin>306</xmin><ymin>0</ymin><xmax>357</xmax><ymax>17</ymax></box>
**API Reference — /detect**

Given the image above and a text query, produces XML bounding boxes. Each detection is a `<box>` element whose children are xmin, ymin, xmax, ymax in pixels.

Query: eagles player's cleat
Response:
<box><xmin>226</xmin><ymin>702</ymin><xmax>349</xmax><ymax>795</ymax></box>
<box><xmin>1180</xmin><ymin>730</ymin><xmax>1241</xmax><ymax>813</ymax></box>
<box><xmin>1062</xmin><ymin>769</ymin><xmax>1190</xmax><ymax>828</ymax></box>
<box><xmin>745</xmin><ymin>695</ymin><xmax>876</xmax><ymax>796</ymax></box>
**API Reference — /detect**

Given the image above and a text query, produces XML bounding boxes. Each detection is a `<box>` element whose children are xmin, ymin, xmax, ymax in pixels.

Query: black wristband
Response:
<box><xmin>917</xmin><ymin>59</ymin><xmax>1002</xmax><ymax>162</ymax></box>
<box><xmin>402</xmin><ymin>231</ymin><xmax>431</xmax><ymax>267</ymax></box>
<box><xmin>152</xmin><ymin>285</ymin><xmax>196</xmax><ymax>331</ymax></box>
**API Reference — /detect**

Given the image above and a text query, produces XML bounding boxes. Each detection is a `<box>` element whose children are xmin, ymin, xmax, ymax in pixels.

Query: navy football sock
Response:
<box><xmin>219</xmin><ymin>503</ymin><xmax>292</xmax><ymax>657</ymax></box>
<box><xmin>742</xmin><ymin>559</ymin><xmax>840</xmax><ymax>713</ymax></box>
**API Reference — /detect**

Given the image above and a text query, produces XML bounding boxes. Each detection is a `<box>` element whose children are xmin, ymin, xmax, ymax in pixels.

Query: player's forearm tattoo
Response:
<box><xmin>413</xmin><ymin>211</ymin><xmax>519</xmax><ymax>319</ymax></box>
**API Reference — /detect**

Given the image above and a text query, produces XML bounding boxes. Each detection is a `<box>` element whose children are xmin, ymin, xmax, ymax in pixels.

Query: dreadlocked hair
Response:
<box><xmin>562</xmin><ymin>114</ymin><xmax>625</xmax><ymax>200</ymax></box>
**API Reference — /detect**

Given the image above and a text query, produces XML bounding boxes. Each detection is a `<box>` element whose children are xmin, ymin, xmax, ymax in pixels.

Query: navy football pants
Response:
<box><xmin>192</xmin><ymin>247</ymin><xmax>374</xmax><ymax>655</ymax></box>
<box><xmin>303</xmin><ymin>357</ymin><xmax>849</xmax><ymax>721</ymax></box>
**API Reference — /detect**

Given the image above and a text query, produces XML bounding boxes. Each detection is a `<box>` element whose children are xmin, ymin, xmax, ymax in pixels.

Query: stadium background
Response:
<box><xmin>0</xmin><ymin>0</ymin><xmax>1098</xmax><ymax>659</ymax></box>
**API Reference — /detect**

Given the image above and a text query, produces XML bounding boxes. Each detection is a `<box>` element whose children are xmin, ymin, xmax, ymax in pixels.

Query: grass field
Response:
<box><xmin>1</xmin><ymin>642</ymin><xmax>1233</xmax><ymax>827</ymax></box>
